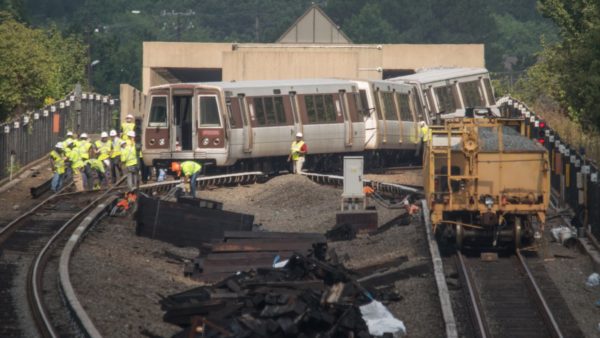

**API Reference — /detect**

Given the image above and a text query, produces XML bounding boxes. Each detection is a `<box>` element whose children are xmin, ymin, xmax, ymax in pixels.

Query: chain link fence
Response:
<box><xmin>498</xmin><ymin>97</ymin><xmax>600</xmax><ymax>241</ymax></box>
<box><xmin>0</xmin><ymin>88</ymin><xmax>119</xmax><ymax>181</ymax></box>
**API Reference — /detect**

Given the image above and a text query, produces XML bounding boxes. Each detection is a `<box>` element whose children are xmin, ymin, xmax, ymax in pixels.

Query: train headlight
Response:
<box><xmin>484</xmin><ymin>196</ymin><xmax>494</xmax><ymax>209</ymax></box>
<box><xmin>149</xmin><ymin>138</ymin><xmax>156</xmax><ymax>146</ymax></box>
<box><xmin>202</xmin><ymin>137</ymin><xmax>210</xmax><ymax>146</ymax></box>
<box><xmin>213</xmin><ymin>138</ymin><xmax>220</xmax><ymax>146</ymax></box>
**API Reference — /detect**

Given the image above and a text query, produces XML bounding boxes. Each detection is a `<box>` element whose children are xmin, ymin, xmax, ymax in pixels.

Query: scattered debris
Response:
<box><xmin>586</xmin><ymin>272</ymin><xmax>599</xmax><ymax>287</ymax></box>
<box><xmin>135</xmin><ymin>195</ymin><xmax>253</xmax><ymax>247</ymax></box>
<box><xmin>161</xmin><ymin>253</ymin><xmax>404</xmax><ymax>337</ymax></box>
<box><xmin>360</xmin><ymin>300</ymin><xmax>406</xmax><ymax>337</ymax></box>
<box><xmin>550</xmin><ymin>225</ymin><xmax>578</xmax><ymax>247</ymax></box>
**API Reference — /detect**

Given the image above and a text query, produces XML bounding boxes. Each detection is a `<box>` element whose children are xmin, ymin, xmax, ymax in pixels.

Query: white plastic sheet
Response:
<box><xmin>586</xmin><ymin>272</ymin><xmax>599</xmax><ymax>287</ymax></box>
<box><xmin>359</xmin><ymin>300</ymin><xmax>406</xmax><ymax>337</ymax></box>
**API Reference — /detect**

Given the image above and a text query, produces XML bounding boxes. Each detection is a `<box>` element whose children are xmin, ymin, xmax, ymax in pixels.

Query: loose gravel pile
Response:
<box><xmin>71</xmin><ymin>174</ymin><xmax>444</xmax><ymax>337</ymax></box>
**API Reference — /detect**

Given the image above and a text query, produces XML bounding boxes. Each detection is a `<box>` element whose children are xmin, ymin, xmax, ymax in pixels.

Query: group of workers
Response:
<box><xmin>49</xmin><ymin>114</ymin><xmax>140</xmax><ymax>193</ymax></box>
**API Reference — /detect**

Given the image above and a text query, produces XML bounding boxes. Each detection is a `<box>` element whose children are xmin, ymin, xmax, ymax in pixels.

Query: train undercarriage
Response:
<box><xmin>435</xmin><ymin>212</ymin><xmax>538</xmax><ymax>250</ymax></box>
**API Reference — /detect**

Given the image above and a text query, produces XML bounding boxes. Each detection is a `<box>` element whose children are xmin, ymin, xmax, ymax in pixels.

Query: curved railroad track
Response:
<box><xmin>456</xmin><ymin>249</ymin><xmax>584</xmax><ymax>338</ymax></box>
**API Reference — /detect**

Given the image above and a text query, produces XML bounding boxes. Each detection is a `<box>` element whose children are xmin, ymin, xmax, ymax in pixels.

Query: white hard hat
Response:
<box><xmin>127</xmin><ymin>130</ymin><xmax>136</xmax><ymax>137</ymax></box>
<box><xmin>65</xmin><ymin>139</ymin><xmax>73</xmax><ymax>146</ymax></box>
<box><xmin>120</xmin><ymin>140</ymin><xmax>127</xmax><ymax>145</ymax></box>
<box><xmin>100</xmin><ymin>131</ymin><xmax>108</xmax><ymax>138</ymax></box>
<box><xmin>126</xmin><ymin>114</ymin><xmax>134</xmax><ymax>119</ymax></box>
<box><xmin>296</xmin><ymin>132</ymin><xmax>303</xmax><ymax>138</ymax></box>
<box><xmin>55</xmin><ymin>142</ymin><xmax>64</xmax><ymax>149</ymax></box>
<box><xmin>419</xmin><ymin>121</ymin><xmax>426</xmax><ymax>126</ymax></box>
<box><xmin>80</xmin><ymin>133</ymin><xmax>88</xmax><ymax>138</ymax></box>
<box><xmin>109</xmin><ymin>129</ymin><xmax>117</xmax><ymax>137</ymax></box>
<box><xmin>66</xmin><ymin>131</ymin><xmax>73</xmax><ymax>136</ymax></box>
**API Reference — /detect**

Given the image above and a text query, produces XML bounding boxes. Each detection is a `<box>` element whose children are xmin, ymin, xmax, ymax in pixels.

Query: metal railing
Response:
<box><xmin>0</xmin><ymin>89</ymin><xmax>119</xmax><ymax>181</ymax></box>
<box><xmin>498</xmin><ymin>96</ymin><xmax>600</xmax><ymax>241</ymax></box>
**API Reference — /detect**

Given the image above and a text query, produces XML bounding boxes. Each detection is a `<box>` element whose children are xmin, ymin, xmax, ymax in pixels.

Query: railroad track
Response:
<box><xmin>0</xmin><ymin>179</ymin><xmax>124</xmax><ymax>338</ymax></box>
<box><xmin>456</xmin><ymin>250</ymin><xmax>584</xmax><ymax>338</ymax></box>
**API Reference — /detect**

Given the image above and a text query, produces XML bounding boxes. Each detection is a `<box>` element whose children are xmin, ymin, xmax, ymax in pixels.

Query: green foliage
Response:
<box><xmin>521</xmin><ymin>0</ymin><xmax>600</xmax><ymax>130</ymax></box>
<box><xmin>0</xmin><ymin>18</ymin><xmax>87</xmax><ymax>121</ymax></box>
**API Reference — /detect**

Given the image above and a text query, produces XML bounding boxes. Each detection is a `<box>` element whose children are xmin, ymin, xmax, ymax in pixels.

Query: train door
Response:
<box><xmin>289</xmin><ymin>92</ymin><xmax>303</xmax><ymax>137</ymax></box>
<box><xmin>196</xmin><ymin>90</ymin><xmax>226</xmax><ymax>151</ymax></box>
<box><xmin>338</xmin><ymin>91</ymin><xmax>353</xmax><ymax>146</ymax></box>
<box><xmin>145</xmin><ymin>91</ymin><xmax>170</xmax><ymax>154</ymax></box>
<box><xmin>238</xmin><ymin>94</ymin><xmax>253</xmax><ymax>153</ymax></box>
<box><xmin>172</xmin><ymin>91</ymin><xmax>193</xmax><ymax>151</ymax></box>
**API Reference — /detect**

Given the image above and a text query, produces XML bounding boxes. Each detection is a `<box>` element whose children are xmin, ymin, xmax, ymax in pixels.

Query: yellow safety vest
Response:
<box><xmin>121</xmin><ymin>144</ymin><xmax>138</xmax><ymax>167</ymax></box>
<box><xmin>86</xmin><ymin>158</ymin><xmax>106</xmax><ymax>173</ymax></box>
<box><xmin>111</xmin><ymin>137</ymin><xmax>122</xmax><ymax>158</ymax></box>
<box><xmin>68</xmin><ymin>147</ymin><xmax>84</xmax><ymax>169</ymax></box>
<box><xmin>79</xmin><ymin>140</ymin><xmax>92</xmax><ymax>160</ymax></box>
<box><xmin>50</xmin><ymin>150</ymin><xmax>65</xmax><ymax>174</ymax></box>
<box><xmin>95</xmin><ymin>140</ymin><xmax>112</xmax><ymax>161</ymax></box>
<box><xmin>421</xmin><ymin>126</ymin><xmax>430</xmax><ymax>142</ymax></box>
<box><xmin>290</xmin><ymin>140</ymin><xmax>305</xmax><ymax>161</ymax></box>
<box><xmin>121</xmin><ymin>122</ymin><xmax>135</xmax><ymax>135</ymax></box>
<box><xmin>181</xmin><ymin>161</ymin><xmax>202</xmax><ymax>177</ymax></box>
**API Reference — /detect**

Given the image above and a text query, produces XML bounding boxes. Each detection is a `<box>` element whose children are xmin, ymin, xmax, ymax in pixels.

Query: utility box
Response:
<box><xmin>342</xmin><ymin>156</ymin><xmax>364</xmax><ymax>198</ymax></box>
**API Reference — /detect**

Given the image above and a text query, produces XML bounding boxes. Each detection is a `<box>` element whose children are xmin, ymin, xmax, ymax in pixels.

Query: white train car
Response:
<box><xmin>389</xmin><ymin>68</ymin><xmax>497</xmax><ymax>123</ymax></box>
<box><xmin>142</xmin><ymin>79</ymin><xmax>365</xmax><ymax>171</ymax></box>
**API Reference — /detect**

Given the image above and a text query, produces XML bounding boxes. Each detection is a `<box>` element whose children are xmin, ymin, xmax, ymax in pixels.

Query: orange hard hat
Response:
<box><xmin>171</xmin><ymin>162</ymin><xmax>181</xmax><ymax>173</ymax></box>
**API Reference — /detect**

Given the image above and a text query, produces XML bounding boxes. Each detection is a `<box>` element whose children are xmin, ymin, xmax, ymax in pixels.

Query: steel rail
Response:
<box><xmin>301</xmin><ymin>171</ymin><xmax>422</xmax><ymax>195</ymax></box>
<box><xmin>136</xmin><ymin>171</ymin><xmax>266</xmax><ymax>194</ymax></box>
<box><xmin>515</xmin><ymin>250</ymin><xmax>564</xmax><ymax>338</ymax></box>
<box><xmin>28</xmin><ymin>176</ymin><xmax>126</xmax><ymax>338</ymax></box>
<box><xmin>456</xmin><ymin>251</ymin><xmax>489</xmax><ymax>338</ymax></box>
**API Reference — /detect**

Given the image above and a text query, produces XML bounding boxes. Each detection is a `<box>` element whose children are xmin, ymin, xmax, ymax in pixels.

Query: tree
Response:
<box><xmin>534</xmin><ymin>0</ymin><xmax>600</xmax><ymax>129</ymax></box>
<box><xmin>0</xmin><ymin>18</ymin><xmax>86</xmax><ymax>121</ymax></box>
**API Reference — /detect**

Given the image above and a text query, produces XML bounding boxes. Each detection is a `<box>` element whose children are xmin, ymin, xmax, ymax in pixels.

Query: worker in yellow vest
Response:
<box><xmin>66</xmin><ymin>140</ymin><xmax>85</xmax><ymax>191</ymax></box>
<box><xmin>121</xmin><ymin>114</ymin><xmax>135</xmax><ymax>138</ymax></box>
<box><xmin>109</xmin><ymin>129</ymin><xmax>123</xmax><ymax>183</ymax></box>
<box><xmin>287</xmin><ymin>132</ymin><xmax>307</xmax><ymax>174</ymax></box>
<box><xmin>86</xmin><ymin>156</ymin><xmax>108</xmax><ymax>190</ymax></box>
<box><xmin>65</xmin><ymin>131</ymin><xmax>75</xmax><ymax>146</ymax></box>
<box><xmin>49</xmin><ymin>142</ymin><xmax>66</xmax><ymax>192</ymax></box>
<box><xmin>418</xmin><ymin>121</ymin><xmax>430</xmax><ymax>159</ymax></box>
<box><xmin>120</xmin><ymin>137</ymin><xmax>139</xmax><ymax>191</ymax></box>
<box><xmin>172</xmin><ymin>161</ymin><xmax>202</xmax><ymax>198</ymax></box>
<box><xmin>95</xmin><ymin>131</ymin><xmax>112</xmax><ymax>183</ymax></box>
<box><xmin>78</xmin><ymin>133</ymin><xmax>94</xmax><ymax>190</ymax></box>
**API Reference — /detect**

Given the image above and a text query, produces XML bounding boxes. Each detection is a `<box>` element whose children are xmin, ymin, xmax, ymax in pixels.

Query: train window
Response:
<box><xmin>148</xmin><ymin>96</ymin><xmax>167</xmax><ymax>127</ymax></box>
<box><xmin>304</xmin><ymin>94</ymin><xmax>336</xmax><ymax>123</ymax></box>
<box><xmin>199</xmin><ymin>96</ymin><xmax>221</xmax><ymax>126</ymax></box>
<box><xmin>460</xmin><ymin>80</ymin><xmax>485</xmax><ymax>108</ymax></box>
<box><xmin>253</xmin><ymin>96</ymin><xmax>288</xmax><ymax>126</ymax></box>
<box><xmin>483</xmin><ymin>78</ymin><xmax>495</xmax><ymax>105</ymax></box>
<box><xmin>357</xmin><ymin>90</ymin><xmax>367</xmax><ymax>115</ymax></box>
<box><xmin>274</xmin><ymin>97</ymin><xmax>286</xmax><ymax>124</ymax></box>
<box><xmin>226</xmin><ymin>99</ymin><xmax>236</xmax><ymax>128</ymax></box>
<box><xmin>434</xmin><ymin>85</ymin><xmax>457</xmax><ymax>113</ymax></box>
<box><xmin>381</xmin><ymin>92</ymin><xmax>398</xmax><ymax>120</ymax></box>
<box><xmin>396</xmin><ymin>93</ymin><xmax>412</xmax><ymax>121</ymax></box>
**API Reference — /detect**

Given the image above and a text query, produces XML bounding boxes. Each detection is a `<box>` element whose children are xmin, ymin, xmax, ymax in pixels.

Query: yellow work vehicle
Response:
<box><xmin>424</xmin><ymin>115</ymin><xmax>549</xmax><ymax>249</ymax></box>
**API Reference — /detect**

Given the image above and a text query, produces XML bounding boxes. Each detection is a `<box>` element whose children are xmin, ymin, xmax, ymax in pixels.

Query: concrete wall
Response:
<box><xmin>142</xmin><ymin>42</ymin><xmax>485</xmax><ymax>93</ymax></box>
<box><xmin>119</xmin><ymin>84</ymin><xmax>147</xmax><ymax>120</ymax></box>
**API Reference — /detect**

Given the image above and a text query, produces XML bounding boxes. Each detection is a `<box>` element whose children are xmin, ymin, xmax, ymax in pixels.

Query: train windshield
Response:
<box><xmin>460</xmin><ymin>80</ymin><xmax>485</xmax><ymax>107</ymax></box>
<box><xmin>148</xmin><ymin>96</ymin><xmax>167</xmax><ymax>127</ymax></box>
<box><xmin>199</xmin><ymin>96</ymin><xmax>221</xmax><ymax>126</ymax></box>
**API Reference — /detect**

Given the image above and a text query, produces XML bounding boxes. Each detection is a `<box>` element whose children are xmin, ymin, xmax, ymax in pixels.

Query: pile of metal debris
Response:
<box><xmin>160</xmin><ymin>253</ymin><xmax>402</xmax><ymax>337</ymax></box>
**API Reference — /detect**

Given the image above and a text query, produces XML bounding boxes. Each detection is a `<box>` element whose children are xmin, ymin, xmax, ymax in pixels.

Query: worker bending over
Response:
<box><xmin>288</xmin><ymin>132</ymin><xmax>307</xmax><ymax>174</ymax></box>
<box><xmin>172</xmin><ymin>161</ymin><xmax>202</xmax><ymax>198</ymax></box>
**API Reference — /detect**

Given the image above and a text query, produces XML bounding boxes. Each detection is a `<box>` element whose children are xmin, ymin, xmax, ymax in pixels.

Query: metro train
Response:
<box><xmin>141</xmin><ymin>68</ymin><xmax>497</xmax><ymax>172</ymax></box>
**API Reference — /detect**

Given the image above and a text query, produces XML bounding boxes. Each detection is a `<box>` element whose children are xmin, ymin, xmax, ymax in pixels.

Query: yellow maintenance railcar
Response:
<box><xmin>424</xmin><ymin>117</ymin><xmax>550</xmax><ymax>249</ymax></box>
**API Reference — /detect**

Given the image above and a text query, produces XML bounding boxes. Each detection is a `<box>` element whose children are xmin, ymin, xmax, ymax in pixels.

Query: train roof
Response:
<box><xmin>388</xmin><ymin>67</ymin><xmax>490</xmax><ymax>84</ymax></box>
<box><xmin>150</xmin><ymin>78</ymin><xmax>357</xmax><ymax>91</ymax></box>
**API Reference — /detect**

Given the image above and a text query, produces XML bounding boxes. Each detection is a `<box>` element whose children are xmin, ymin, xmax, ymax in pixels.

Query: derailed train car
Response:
<box><xmin>424</xmin><ymin>117</ymin><xmax>549</xmax><ymax>249</ymax></box>
<box><xmin>143</xmin><ymin>79</ymin><xmax>366</xmax><ymax>172</ymax></box>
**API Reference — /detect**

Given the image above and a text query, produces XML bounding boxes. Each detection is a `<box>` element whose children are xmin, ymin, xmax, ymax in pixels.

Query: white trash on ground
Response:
<box><xmin>550</xmin><ymin>225</ymin><xmax>576</xmax><ymax>245</ymax></box>
<box><xmin>586</xmin><ymin>272</ymin><xmax>599</xmax><ymax>287</ymax></box>
<box><xmin>359</xmin><ymin>300</ymin><xmax>406</xmax><ymax>337</ymax></box>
